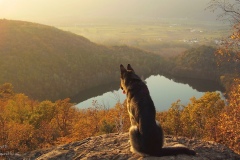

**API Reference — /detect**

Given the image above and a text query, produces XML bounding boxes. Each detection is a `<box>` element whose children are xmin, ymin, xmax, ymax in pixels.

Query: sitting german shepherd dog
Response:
<box><xmin>120</xmin><ymin>64</ymin><xmax>196</xmax><ymax>157</ymax></box>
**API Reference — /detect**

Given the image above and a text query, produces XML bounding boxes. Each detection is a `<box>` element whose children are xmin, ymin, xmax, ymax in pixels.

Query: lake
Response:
<box><xmin>75</xmin><ymin>74</ymin><xmax>224</xmax><ymax>111</ymax></box>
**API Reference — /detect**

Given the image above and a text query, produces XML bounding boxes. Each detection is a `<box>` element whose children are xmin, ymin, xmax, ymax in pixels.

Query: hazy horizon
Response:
<box><xmin>0</xmin><ymin>0</ymin><xmax>221</xmax><ymax>25</ymax></box>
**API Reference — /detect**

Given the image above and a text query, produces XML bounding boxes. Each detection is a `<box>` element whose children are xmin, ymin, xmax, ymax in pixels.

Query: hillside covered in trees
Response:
<box><xmin>165</xmin><ymin>45</ymin><xmax>240</xmax><ymax>91</ymax></box>
<box><xmin>0</xmin><ymin>19</ymin><xmax>162</xmax><ymax>101</ymax></box>
<box><xmin>1</xmin><ymin>20</ymin><xmax>238</xmax><ymax>102</ymax></box>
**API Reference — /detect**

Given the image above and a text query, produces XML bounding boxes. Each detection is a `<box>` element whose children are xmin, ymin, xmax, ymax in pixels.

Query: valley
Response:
<box><xmin>0</xmin><ymin>19</ymin><xmax>237</xmax><ymax>102</ymax></box>
<box><xmin>58</xmin><ymin>20</ymin><xmax>230</xmax><ymax>57</ymax></box>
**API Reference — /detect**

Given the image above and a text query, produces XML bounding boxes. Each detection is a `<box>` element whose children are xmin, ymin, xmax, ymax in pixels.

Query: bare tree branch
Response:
<box><xmin>207</xmin><ymin>0</ymin><xmax>240</xmax><ymax>68</ymax></box>
<box><xmin>207</xmin><ymin>0</ymin><xmax>240</xmax><ymax>24</ymax></box>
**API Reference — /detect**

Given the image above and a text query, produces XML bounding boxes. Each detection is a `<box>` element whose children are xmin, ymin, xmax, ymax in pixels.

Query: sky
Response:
<box><xmin>0</xmin><ymin>0</ymin><xmax>220</xmax><ymax>25</ymax></box>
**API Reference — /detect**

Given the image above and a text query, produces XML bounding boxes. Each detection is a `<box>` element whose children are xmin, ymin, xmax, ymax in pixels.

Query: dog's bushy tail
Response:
<box><xmin>154</xmin><ymin>147</ymin><xmax>196</xmax><ymax>157</ymax></box>
<box><xmin>130</xmin><ymin>125</ymin><xmax>196</xmax><ymax>157</ymax></box>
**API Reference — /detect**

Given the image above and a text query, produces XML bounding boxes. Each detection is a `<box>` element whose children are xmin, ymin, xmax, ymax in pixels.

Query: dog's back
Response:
<box><xmin>126</xmin><ymin>78</ymin><xmax>164</xmax><ymax>156</ymax></box>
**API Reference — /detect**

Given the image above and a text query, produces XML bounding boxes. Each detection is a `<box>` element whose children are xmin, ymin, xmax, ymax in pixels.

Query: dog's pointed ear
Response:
<box><xmin>120</xmin><ymin>64</ymin><xmax>127</xmax><ymax>74</ymax></box>
<box><xmin>127</xmin><ymin>64</ymin><xmax>135</xmax><ymax>73</ymax></box>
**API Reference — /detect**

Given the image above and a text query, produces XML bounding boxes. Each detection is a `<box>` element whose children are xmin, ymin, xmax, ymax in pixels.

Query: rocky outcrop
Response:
<box><xmin>9</xmin><ymin>133</ymin><xmax>240</xmax><ymax>160</ymax></box>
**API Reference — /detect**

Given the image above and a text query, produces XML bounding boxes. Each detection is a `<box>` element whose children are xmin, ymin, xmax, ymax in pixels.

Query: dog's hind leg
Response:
<box><xmin>129</xmin><ymin>126</ymin><xmax>146</xmax><ymax>156</ymax></box>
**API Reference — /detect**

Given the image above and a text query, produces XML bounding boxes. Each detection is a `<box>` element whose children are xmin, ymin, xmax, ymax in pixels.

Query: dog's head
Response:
<box><xmin>120</xmin><ymin>64</ymin><xmax>141</xmax><ymax>94</ymax></box>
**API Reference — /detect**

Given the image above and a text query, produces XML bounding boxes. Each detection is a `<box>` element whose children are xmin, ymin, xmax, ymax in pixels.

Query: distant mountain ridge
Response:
<box><xmin>0</xmin><ymin>19</ymin><xmax>162</xmax><ymax>101</ymax></box>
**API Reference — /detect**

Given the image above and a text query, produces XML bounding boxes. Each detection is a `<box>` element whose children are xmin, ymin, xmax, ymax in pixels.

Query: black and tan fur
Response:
<box><xmin>120</xmin><ymin>64</ymin><xmax>196</xmax><ymax>157</ymax></box>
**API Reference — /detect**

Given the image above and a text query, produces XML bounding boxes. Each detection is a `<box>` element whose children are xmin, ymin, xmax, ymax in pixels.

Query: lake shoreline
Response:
<box><xmin>74</xmin><ymin>73</ymin><xmax>225</xmax><ymax>111</ymax></box>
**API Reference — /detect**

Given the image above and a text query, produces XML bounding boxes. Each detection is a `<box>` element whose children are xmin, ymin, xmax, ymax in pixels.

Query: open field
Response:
<box><xmin>58</xmin><ymin>20</ymin><xmax>230</xmax><ymax>57</ymax></box>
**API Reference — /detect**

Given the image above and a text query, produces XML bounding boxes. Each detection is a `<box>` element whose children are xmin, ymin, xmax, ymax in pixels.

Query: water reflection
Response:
<box><xmin>164</xmin><ymin>74</ymin><xmax>225</xmax><ymax>92</ymax></box>
<box><xmin>74</xmin><ymin>75</ymin><xmax>224</xmax><ymax>111</ymax></box>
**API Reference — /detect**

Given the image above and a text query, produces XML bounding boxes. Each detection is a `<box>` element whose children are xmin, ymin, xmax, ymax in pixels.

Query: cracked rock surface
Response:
<box><xmin>9</xmin><ymin>133</ymin><xmax>240</xmax><ymax>160</ymax></box>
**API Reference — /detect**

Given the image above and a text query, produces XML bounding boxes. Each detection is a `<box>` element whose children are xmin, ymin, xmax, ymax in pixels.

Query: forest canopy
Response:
<box><xmin>0</xmin><ymin>82</ymin><xmax>239</xmax><ymax>154</ymax></box>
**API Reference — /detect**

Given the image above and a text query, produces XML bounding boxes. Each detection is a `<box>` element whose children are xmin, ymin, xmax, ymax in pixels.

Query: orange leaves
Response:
<box><xmin>164</xmin><ymin>100</ymin><xmax>183</xmax><ymax>137</ymax></box>
<box><xmin>7</xmin><ymin>122</ymin><xmax>35</xmax><ymax>152</ymax></box>
<box><xmin>1</xmin><ymin>81</ymin><xmax>238</xmax><ymax>154</ymax></box>
<box><xmin>156</xmin><ymin>81</ymin><xmax>239</xmax><ymax>154</ymax></box>
<box><xmin>54</xmin><ymin>98</ymin><xmax>76</xmax><ymax>137</ymax></box>
<box><xmin>231</xmin><ymin>24</ymin><xmax>240</xmax><ymax>40</ymax></box>
<box><xmin>158</xmin><ymin>92</ymin><xmax>225</xmax><ymax>140</ymax></box>
<box><xmin>185</xmin><ymin>92</ymin><xmax>225</xmax><ymax>140</ymax></box>
<box><xmin>0</xmin><ymin>86</ymin><xmax>80</xmax><ymax>152</ymax></box>
<box><xmin>216</xmin><ymin>79</ymin><xmax>240</xmax><ymax>154</ymax></box>
<box><xmin>217</xmin><ymin>108</ymin><xmax>240</xmax><ymax>153</ymax></box>
<box><xmin>71</xmin><ymin>100</ymin><xmax>129</xmax><ymax>141</ymax></box>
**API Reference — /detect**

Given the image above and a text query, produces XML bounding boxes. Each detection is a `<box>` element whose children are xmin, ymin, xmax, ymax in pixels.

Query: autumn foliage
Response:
<box><xmin>0</xmin><ymin>83</ymin><xmax>130</xmax><ymax>153</ymax></box>
<box><xmin>157</xmin><ymin>80</ymin><xmax>240</xmax><ymax>154</ymax></box>
<box><xmin>216</xmin><ymin>79</ymin><xmax>240</xmax><ymax>154</ymax></box>
<box><xmin>0</xmin><ymin>82</ymin><xmax>239</xmax><ymax>155</ymax></box>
